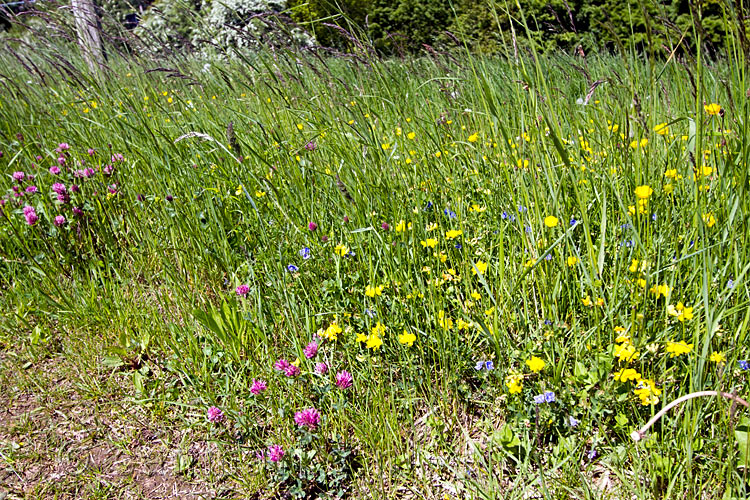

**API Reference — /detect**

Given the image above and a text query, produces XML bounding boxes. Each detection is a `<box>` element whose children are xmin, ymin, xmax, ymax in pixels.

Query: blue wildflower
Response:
<box><xmin>568</xmin><ymin>416</ymin><xmax>579</xmax><ymax>427</ymax></box>
<box><xmin>287</xmin><ymin>264</ymin><xmax>299</xmax><ymax>272</ymax></box>
<box><xmin>544</xmin><ymin>391</ymin><xmax>556</xmax><ymax>403</ymax></box>
<box><xmin>444</xmin><ymin>208</ymin><xmax>457</xmax><ymax>219</ymax></box>
<box><xmin>727</xmin><ymin>279</ymin><xmax>735</xmax><ymax>289</ymax></box>
<box><xmin>533</xmin><ymin>394</ymin><xmax>546</xmax><ymax>404</ymax></box>
<box><xmin>739</xmin><ymin>360</ymin><xmax>749</xmax><ymax>371</ymax></box>
<box><xmin>299</xmin><ymin>247</ymin><xmax>311</xmax><ymax>259</ymax></box>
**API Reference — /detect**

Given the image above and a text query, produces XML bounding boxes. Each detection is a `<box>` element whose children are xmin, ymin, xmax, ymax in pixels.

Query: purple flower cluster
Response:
<box><xmin>207</xmin><ymin>406</ymin><xmax>225</xmax><ymax>423</ymax></box>
<box><xmin>23</xmin><ymin>205</ymin><xmax>38</xmax><ymax>225</ymax></box>
<box><xmin>335</xmin><ymin>370</ymin><xmax>353</xmax><ymax>389</ymax></box>
<box><xmin>267</xmin><ymin>444</ymin><xmax>284</xmax><ymax>462</ymax></box>
<box><xmin>274</xmin><ymin>358</ymin><xmax>300</xmax><ymax>377</ymax></box>
<box><xmin>294</xmin><ymin>408</ymin><xmax>320</xmax><ymax>430</ymax></box>
<box><xmin>236</xmin><ymin>284</ymin><xmax>250</xmax><ymax>296</ymax></box>
<box><xmin>250</xmin><ymin>379</ymin><xmax>267</xmax><ymax>395</ymax></box>
<box><xmin>303</xmin><ymin>341</ymin><xmax>318</xmax><ymax>359</ymax></box>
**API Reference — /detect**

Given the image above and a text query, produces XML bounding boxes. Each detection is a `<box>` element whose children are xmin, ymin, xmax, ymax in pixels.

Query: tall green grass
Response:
<box><xmin>1</xmin><ymin>4</ymin><xmax>749</xmax><ymax>498</ymax></box>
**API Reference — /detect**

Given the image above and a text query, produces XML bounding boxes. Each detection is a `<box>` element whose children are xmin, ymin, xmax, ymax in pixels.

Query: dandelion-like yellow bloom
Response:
<box><xmin>704</xmin><ymin>103</ymin><xmax>721</xmax><ymax>116</ymax></box>
<box><xmin>709</xmin><ymin>351</ymin><xmax>726</xmax><ymax>364</ymax></box>
<box><xmin>526</xmin><ymin>356</ymin><xmax>545</xmax><ymax>373</ymax></box>
<box><xmin>468</xmin><ymin>133</ymin><xmax>479</xmax><ymax>143</ymax></box>
<box><xmin>567</xmin><ymin>256</ymin><xmax>579</xmax><ymax>267</ymax></box>
<box><xmin>634</xmin><ymin>185</ymin><xmax>653</xmax><ymax>200</ymax></box>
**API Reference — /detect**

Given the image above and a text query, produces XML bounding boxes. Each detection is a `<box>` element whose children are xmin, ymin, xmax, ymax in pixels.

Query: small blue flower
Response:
<box><xmin>525</xmin><ymin>224</ymin><xmax>532</xmax><ymax>234</ymax></box>
<box><xmin>587</xmin><ymin>449</ymin><xmax>597</xmax><ymax>460</ymax></box>
<box><xmin>739</xmin><ymin>360</ymin><xmax>749</xmax><ymax>371</ymax></box>
<box><xmin>651</xmin><ymin>213</ymin><xmax>657</xmax><ymax>221</ymax></box>
<box><xmin>570</xmin><ymin>218</ymin><xmax>577</xmax><ymax>226</ymax></box>
<box><xmin>518</xmin><ymin>205</ymin><xmax>527</xmax><ymax>213</ymax></box>
<box><xmin>299</xmin><ymin>247</ymin><xmax>311</xmax><ymax>259</ymax></box>
<box><xmin>727</xmin><ymin>279</ymin><xmax>735</xmax><ymax>289</ymax></box>
<box><xmin>455</xmin><ymin>243</ymin><xmax>462</xmax><ymax>250</ymax></box>
<box><xmin>501</xmin><ymin>211</ymin><xmax>508</xmax><ymax>220</ymax></box>
<box><xmin>287</xmin><ymin>264</ymin><xmax>299</xmax><ymax>272</ymax></box>
<box><xmin>444</xmin><ymin>208</ymin><xmax>457</xmax><ymax>219</ymax></box>
<box><xmin>425</xmin><ymin>201</ymin><xmax>433</xmax><ymax>210</ymax></box>
<box><xmin>544</xmin><ymin>319</ymin><xmax>553</xmax><ymax>326</ymax></box>
<box><xmin>544</xmin><ymin>253</ymin><xmax>552</xmax><ymax>261</ymax></box>
<box><xmin>568</xmin><ymin>416</ymin><xmax>579</xmax><ymax>427</ymax></box>
<box><xmin>364</xmin><ymin>308</ymin><xmax>376</xmax><ymax>318</ymax></box>
<box><xmin>544</xmin><ymin>391</ymin><xmax>556</xmax><ymax>403</ymax></box>
<box><xmin>475</xmin><ymin>360</ymin><xmax>494</xmax><ymax>371</ymax></box>
<box><xmin>533</xmin><ymin>394</ymin><xmax>546</xmax><ymax>404</ymax></box>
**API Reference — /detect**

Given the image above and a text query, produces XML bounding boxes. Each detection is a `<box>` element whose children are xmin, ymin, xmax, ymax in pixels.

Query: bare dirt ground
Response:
<box><xmin>0</xmin><ymin>352</ymin><xmax>232</xmax><ymax>500</ymax></box>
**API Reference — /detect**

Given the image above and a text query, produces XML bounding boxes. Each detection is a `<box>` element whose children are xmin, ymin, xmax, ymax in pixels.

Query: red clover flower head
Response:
<box><xmin>207</xmin><ymin>406</ymin><xmax>225</xmax><ymax>423</ymax></box>
<box><xmin>294</xmin><ymin>408</ymin><xmax>320</xmax><ymax>431</ymax></box>
<box><xmin>250</xmin><ymin>379</ymin><xmax>267</xmax><ymax>395</ymax></box>
<box><xmin>335</xmin><ymin>370</ymin><xmax>353</xmax><ymax>389</ymax></box>
<box><xmin>267</xmin><ymin>445</ymin><xmax>284</xmax><ymax>462</ymax></box>
<box><xmin>303</xmin><ymin>341</ymin><xmax>318</xmax><ymax>359</ymax></box>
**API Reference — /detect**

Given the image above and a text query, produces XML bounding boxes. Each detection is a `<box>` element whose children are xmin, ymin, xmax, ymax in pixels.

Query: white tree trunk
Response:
<box><xmin>71</xmin><ymin>0</ymin><xmax>104</xmax><ymax>73</ymax></box>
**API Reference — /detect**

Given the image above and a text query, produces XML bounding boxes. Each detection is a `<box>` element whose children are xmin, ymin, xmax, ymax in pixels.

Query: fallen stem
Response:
<box><xmin>631</xmin><ymin>390</ymin><xmax>749</xmax><ymax>442</ymax></box>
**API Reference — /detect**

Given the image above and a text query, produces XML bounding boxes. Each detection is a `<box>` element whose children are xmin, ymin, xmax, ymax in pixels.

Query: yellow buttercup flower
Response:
<box><xmin>445</xmin><ymin>229</ymin><xmax>463</xmax><ymax>240</ymax></box>
<box><xmin>544</xmin><ymin>216</ymin><xmax>559</xmax><ymax>228</ymax></box>
<box><xmin>710</xmin><ymin>351</ymin><xmax>726</xmax><ymax>364</ymax></box>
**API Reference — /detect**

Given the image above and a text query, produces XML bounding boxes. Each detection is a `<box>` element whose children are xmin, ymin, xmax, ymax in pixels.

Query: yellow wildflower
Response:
<box><xmin>666</xmin><ymin>340</ymin><xmax>693</xmax><ymax>358</ymax></box>
<box><xmin>398</xmin><ymin>330</ymin><xmax>416</xmax><ymax>347</ymax></box>
<box><xmin>526</xmin><ymin>356</ymin><xmax>545</xmax><ymax>373</ymax></box>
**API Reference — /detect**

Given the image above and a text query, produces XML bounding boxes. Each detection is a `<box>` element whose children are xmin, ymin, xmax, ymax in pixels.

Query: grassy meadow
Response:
<box><xmin>1</xmin><ymin>20</ymin><xmax>750</xmax><ymax>499</ymax></box>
